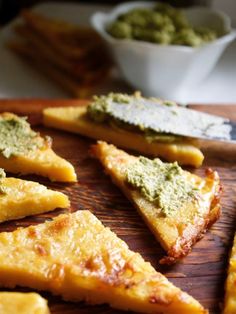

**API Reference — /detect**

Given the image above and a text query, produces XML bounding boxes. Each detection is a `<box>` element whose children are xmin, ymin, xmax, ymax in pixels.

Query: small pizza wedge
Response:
<box><xmin>223</xmin><ymin>233</ymin><xmax>236</xmax><ymax>314</ymax></box>
<box><xmin>0</xmin><ymin>211</ymin><xmax>207</xmax><ymax>314</ymax></box>
<box><xmin>0</xmin><ymin>168</ymin><xmax>69</xmax><ymax>223</ymax></box>
<box><xmin>43</xmin><ymin>93</ymin><xmax>204</xmax><ymax>167</ymax></box>
<box><xmin>91</xmin><ymin>141</ymin><xmax>221</xmax><ymax>264</ymax></box>
<box><xmin>0</xmin><ymin>113</ymin><xmax>76</xmax><ymax>182</ymax></box>
<box><xmin>0</xmin><ymin>292</ymin><xmax>50</xmax><ymax>314</ymax></box>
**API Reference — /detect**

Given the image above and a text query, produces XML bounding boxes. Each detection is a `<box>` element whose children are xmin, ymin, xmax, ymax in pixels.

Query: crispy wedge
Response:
<box><xmin>92</xmin><ymin>141</ymin><xmax>221</xmax><ymax>264</ymax></box>
<box><xmin>8</xmin><ymin>41</ymin><xmax>109</xmax><ymax>98</ymax></box>
<box><xmin>43</xmin><ymin>106</ymin><xmax>204</xmax><ymax>167</ymax></box>
<box><xmin>0</xmin><ymin>113</ymin><xmax>76</xmax><ymax>182</ymax></box>
<box><xmin>0</xmin><ymin>168</ymin><xmax>69</xmax><ymax>223</ymax></box>
<box><xmin>12</xmin><ymin>24</ymin><xmax>108</xmax><ymax>81</ymax></box>
<box><xmin>0</xmin><ymin>210</ymin><xmax>207</xmax><ymax>314</ymax></box>
<box><xmin>224</xmin><ymin>233</ymin><xmax>236</xmax><ymax>314</ymax></box>
<box><xmin>8</xmin><ymin>10</ymin><xmax>111</xmax><ymax>97</ymax></box>
<box><xmin>21</xmin><ymin>10</ymin><xmax>101</xmax><ymax>60</ymax></box>
<box><xmin>0</xmin><ymin>292</ymin><xmax>50</xmax><ymax>314</ymax></box>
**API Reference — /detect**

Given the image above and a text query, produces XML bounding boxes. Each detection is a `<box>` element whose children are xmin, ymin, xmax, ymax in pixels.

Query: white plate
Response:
<box><xmin>0</xmin><ymin>1</ymin><xmax>235</xmax><ymax>103</ymax></box>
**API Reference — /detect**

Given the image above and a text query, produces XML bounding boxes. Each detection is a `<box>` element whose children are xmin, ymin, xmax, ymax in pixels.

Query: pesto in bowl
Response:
<box><xmin>106</xmin><ymin>3</ymin><xmax>220</xmax><ymax>47</ymax></box>
<box><xmin>91</xmin><ymin>1</ymin><xmax>236</xmax><ymax>100</ymax></box>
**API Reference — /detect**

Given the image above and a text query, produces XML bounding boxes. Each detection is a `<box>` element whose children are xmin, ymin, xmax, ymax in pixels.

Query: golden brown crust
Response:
<box><xmin>160</xmin><ymin>169</ymin><xmax>222</xmax><ymax>264</ymax></box>
<box><xmin>91</xmin><ymin>141</ymin><xmax>222</xmax><ymax>264</ymax></box>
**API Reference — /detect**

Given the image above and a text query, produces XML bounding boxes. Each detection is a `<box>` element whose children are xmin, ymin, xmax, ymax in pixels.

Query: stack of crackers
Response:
<box><xmin>8</xmin><ymin>10</ymin><xmax>112</xmax><ymax>97</ymax></box>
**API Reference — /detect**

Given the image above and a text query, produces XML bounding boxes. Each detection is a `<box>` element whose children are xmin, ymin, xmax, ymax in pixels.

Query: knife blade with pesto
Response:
<box><xmin>88</xmin><ymin>93</ymin><xmax>235</xmax><ymax>143</ymax></box>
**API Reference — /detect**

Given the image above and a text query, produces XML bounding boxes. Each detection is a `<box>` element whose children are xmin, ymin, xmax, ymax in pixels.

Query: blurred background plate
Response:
<box><xmin>0</xmin><ymin>1</ymin><xmax>235</xmax><ymax>103</ymax></box>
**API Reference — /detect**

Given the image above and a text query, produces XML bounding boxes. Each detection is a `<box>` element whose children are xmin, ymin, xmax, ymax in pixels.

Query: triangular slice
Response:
<box><xmin>0</xmin><ymin>168</ymin><xmax>69</xmax><ymax>223</ymax></box>
<box><xmin>224</xmin><ymin>233</ymin><xmax>236</xmax><ymax>314</ymax></box>
<box><xmin>91</xmin><ymin>141</ymin><xmax>221</xmax><ymax>264</ymax></box>
<box><xmin>0</xmin><ymin>292</ymin><xmax>50</xmax><ymax>314</ymax></box>
<box><xmin>43</xmin><ymin>97</ymin><xmax>204</xmax><ymax>167</ymax></box>
<box><xmin>0</xmin><ymin>113</ymin><xmax>76</xmax><ymax>182</ymax></box>
<box><xmin>0</xmin><ymin>211</ymin><xmax>207</xmax><ymax>314</ymax></box>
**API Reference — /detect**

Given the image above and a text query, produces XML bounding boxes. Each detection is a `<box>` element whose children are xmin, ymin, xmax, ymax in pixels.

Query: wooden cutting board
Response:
<box><xmin>0</xmin><ymin>99</ymin><xmax>235</xmax><ymax>314</ymax></box>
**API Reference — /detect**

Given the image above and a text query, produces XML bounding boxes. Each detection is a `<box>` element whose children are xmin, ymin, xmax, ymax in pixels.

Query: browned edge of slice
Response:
<box><xmin>160</xmin><ymin>170</ymin><xmax>222</xmax><ymax>264</ymax></box>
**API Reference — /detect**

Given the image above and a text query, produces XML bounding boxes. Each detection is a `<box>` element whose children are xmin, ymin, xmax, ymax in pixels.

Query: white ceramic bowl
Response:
<box><xmin>91</xmin><ymin>2</ymin><xmax>236</xmax><ymax>101</ymax></box>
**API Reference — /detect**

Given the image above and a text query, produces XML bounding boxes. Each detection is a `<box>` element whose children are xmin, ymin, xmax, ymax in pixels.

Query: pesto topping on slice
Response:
<box><xmin>87</xmin><ymin>92</ymin><xmax>230</xmax><ymax>141</ymax></box>
<box><xmin>125</xmin><ymin>157</ymin><xmax>198</xmax><ymax>216</ymax></box>
<box><xmin>0</xmin><ymin>168</ymin><xmax>6</xmax><ymax>195</ymax></box>
<box><xmin>87</xmin><ymin>93</ymin><xmax>132</xmax><ymax>123</ymax></box>
<box><xmin>87</xmin><ymin>93</ymin><xmax>183</xmax><ymax>143</ymax></box>
<box><xmin>0</xmin><ymin>115</ymin><xmax>47</xmax><ymax>159</ymax></box>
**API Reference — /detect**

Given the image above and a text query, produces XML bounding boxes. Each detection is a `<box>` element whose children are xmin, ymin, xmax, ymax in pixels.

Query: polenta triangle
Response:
<box><xmin>92</xmin><ymin>141</ymin><xmax>221</xmax><ymax>264</ymax></box>
<box><xmin>43</xmin><ymin>103</ymin><xmax>204</xmax><ymax>167</ymax></box>
<box><xmin>0</xmin><ymin>210</ymin><xmax>207</xmax><ymax>314</ymax></box>
<box><xmin>0</xmin><ymin>168</ymin><xmax>69</xmax><ymax>223</ymax></box>
<box><xmin>0</xmin><ymin>113</ymin><xmax>76</xmax><ymax>182</ymax></box>
<box><xmin>224</xmin><ymin>233</ymin><xmax>236</xmax><ymax>314</ymax></box>
<box><xmin>0</xmin><ymin>292</ymin><xmax>50</xmax><ymax>314</ymax></box>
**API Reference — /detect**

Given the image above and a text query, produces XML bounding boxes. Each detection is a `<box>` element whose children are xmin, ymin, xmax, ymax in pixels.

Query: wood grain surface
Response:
<box><xmin>0</xmin><ymin>99</ymin><xmax>235</xmax><ymax>314</ymax></box>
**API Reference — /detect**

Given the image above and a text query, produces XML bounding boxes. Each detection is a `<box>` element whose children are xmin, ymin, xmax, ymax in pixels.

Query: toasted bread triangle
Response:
<box><xmin>0</xmin><ymin>171</ymin><xmax>69</xmax><ymax>223</ymax></box>
<box><xmin>0</xmin><ymin>211</ymin><xmax>207</xmax><ymax>314</ymax></box>
<box><xmin>0</xmin><ymin>292</ymin><xmax>50</xmax><ymax>314</ymax></box>
<box><xmin>224</xmin><ymin>233</ymin><xmax>236</xmax><ymax>314</ymax></box>
<box><xmin>0</xmin><ymin>113</ymin><xmax>76</xmax><ymax>182</ymax></box>
<box><xmin>92</xmin><ymin>141</ymin><xmax>221</xmax><ymax>264</ymax></box>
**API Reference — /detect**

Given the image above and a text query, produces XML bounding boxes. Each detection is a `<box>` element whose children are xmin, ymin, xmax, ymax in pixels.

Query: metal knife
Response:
<box><xmin>106</xmin><ymin>98</ymin><xmax>236</xmax><ymax>143</ymax></box>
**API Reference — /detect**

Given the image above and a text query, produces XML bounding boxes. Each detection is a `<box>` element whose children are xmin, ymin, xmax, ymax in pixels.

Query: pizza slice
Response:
<box><xmin>43</xmin><ymin>93</ymin><xmax>204</xmax><ymax>167</ymax></box>
<box><xmin>91</xmin><ymin>141</ymin><xmax>221</xmax><ymax>264</ymax></box>
<box><xmin>0</xmin><ymin>210</ymin><xmax>207</xmax><ymax>314</ymax></box>
<box><xmin>223</xmin><ymin>233</ymin><xmax>236</xmax><ymax>314</ymax></box>
<box><xmin>0</xmin><ymin>292</ymin><xmax>50</xmax><ymax>314</ymax></box>
<box><xmin>0</xmin><ymin>168</ymin><xmax>69</xmax><ymax>223</ymax></box>
<box><xmin>0</xmin><ymin>113</ymin><xmax>76</xmax><ymax>182</ymax></box>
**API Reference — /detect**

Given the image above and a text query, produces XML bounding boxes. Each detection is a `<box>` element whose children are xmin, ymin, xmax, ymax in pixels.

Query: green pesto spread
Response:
<box><xmin>0</xmin><ymin>168</ymin><xmax>6</xmax><ymax>195</ymax></box>
<box><xmin>87</xmin><ymin>93</ymin><xmax>184</xmax><ymax>143</ymax></box>
<box><xmin>0</xmin><ymin>115</ymin><xmax>46</xmax><ymax>159</ymax></box>
<box><xmin>125</xmin><ymin>157</ymin><xmax>198</xmax><ymax>216</ymax></box>
<box><xmin>87</xmin><ymin>93</ymin><xmax>131</xmax><ymax>123</ymax></box>
<box><xmin>107</xmin><ymin>3</ymin><xmax>220</xmax><ymax>47</ymax></box>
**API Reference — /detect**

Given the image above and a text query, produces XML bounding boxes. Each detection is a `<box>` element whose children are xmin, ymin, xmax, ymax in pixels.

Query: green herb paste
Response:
<box><xmin>125</xmin><ymin>157</ymin><xmax>198</xmax><ymax>216</ymax></box>
<box><xmin>87</xmin><ymin>93</ymin><xmax>184</xmax><ymax>143</ymax></box>
<box><xmin>87</xmin><ymin>93</ymin><xmax>131</xmax><ymax>123</ymax></box>
<box><xmin>107</xmin><ymin>3</ymin><xmax>220</xmax><ymax>47</ymax></box>
<box><xmin>0</xmin><ymin>115</ymin><xmax>46</xmax><ymax>159</ymax></box>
